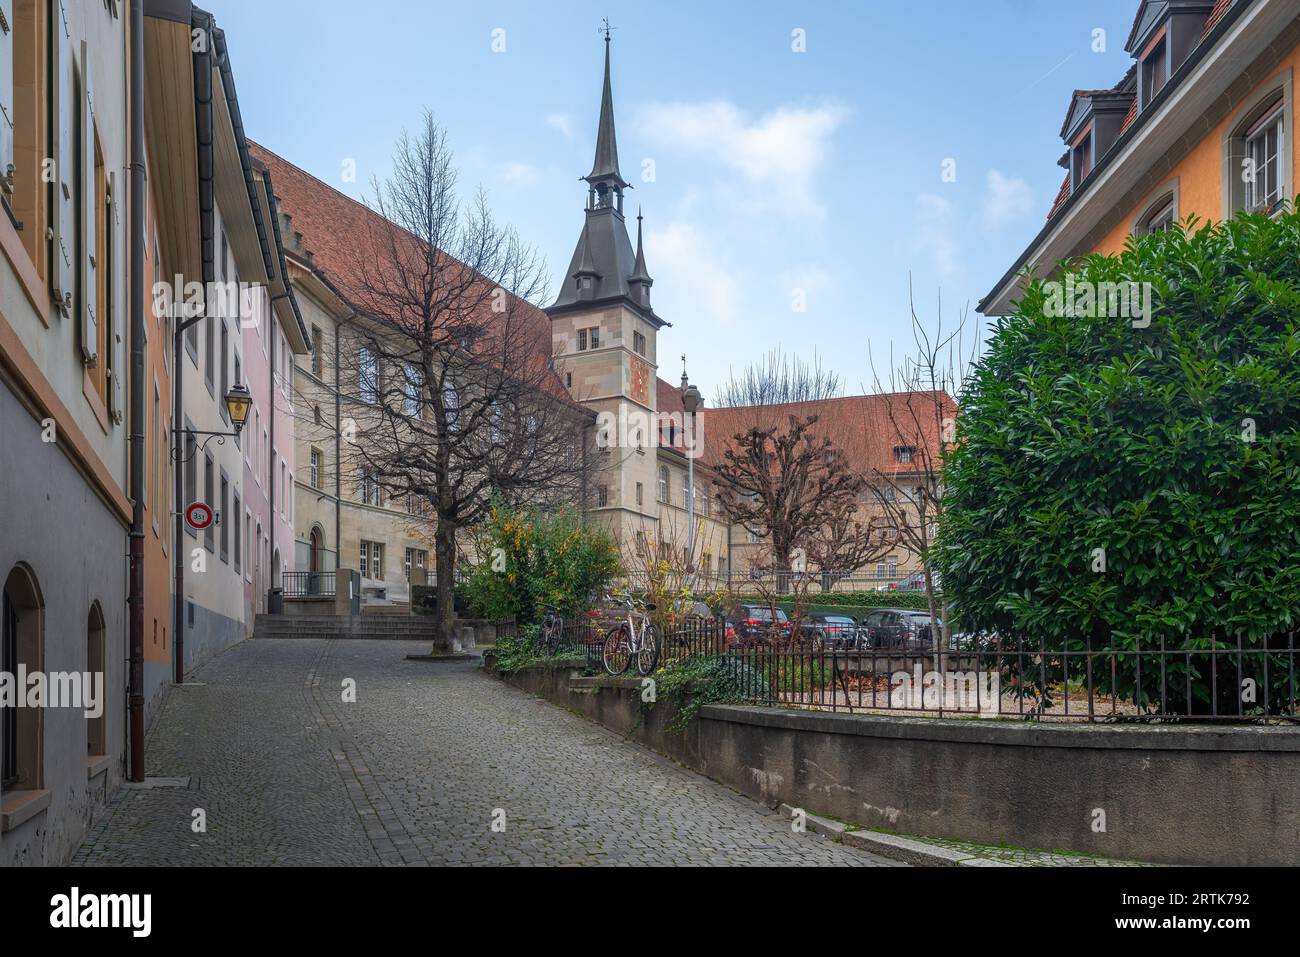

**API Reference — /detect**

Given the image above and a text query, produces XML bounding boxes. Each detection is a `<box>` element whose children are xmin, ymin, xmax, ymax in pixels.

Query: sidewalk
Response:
<box><xmin>779</xmin><ymin>805</ymin><xmax>1156</xmax><ymax>867</ymax></box>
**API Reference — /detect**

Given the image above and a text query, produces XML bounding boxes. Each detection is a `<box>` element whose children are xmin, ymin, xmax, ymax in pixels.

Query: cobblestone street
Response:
<box><xmin>73</xmin><ymin>640</ymin><xmax>899</xmax><ymax>866</ymax></box>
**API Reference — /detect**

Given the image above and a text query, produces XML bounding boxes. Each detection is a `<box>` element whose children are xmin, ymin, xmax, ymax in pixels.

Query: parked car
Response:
<box><xmin>730</xmin><ymin>604</ymin><xmax>792</xmax><ymax>643</ymax></box>
<box><xmin>858</xmin><ymin>609</ymin><xmax>942</xmax><ymax>651</ymax></box>
<box><xmin>894</xmin><ymin>570</ymin><xmax>941</xmax><ymax>593</ymax></box>
<box><xmin>799</xmin><ymin>613</ymin><xmax>861</xmax><ymax>650</ymax></box>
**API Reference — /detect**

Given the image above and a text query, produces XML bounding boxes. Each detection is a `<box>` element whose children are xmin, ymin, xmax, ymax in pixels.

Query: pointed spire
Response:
<box><xmin>585</xmin><ymin>32</ymin><xmax>629</xmax><ymax>190</ymax></box>
<box><xmin>630</xmin><ymin>208</ymin><xmax>650</xmax><ymax>281</ymax></box>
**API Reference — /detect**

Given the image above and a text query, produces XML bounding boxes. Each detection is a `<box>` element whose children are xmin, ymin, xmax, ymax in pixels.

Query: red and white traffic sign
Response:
<box><xmin>186</xmin><ymin>502</ymin><xmax>213</xmax><ymax>531</ymax></box>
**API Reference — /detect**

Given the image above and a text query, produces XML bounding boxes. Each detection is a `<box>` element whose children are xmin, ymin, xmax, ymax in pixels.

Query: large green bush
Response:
<box><xmin>461</xmin><ymin>502</ymin><xmax>621</xmax><ymax>628</ymax></box>
<box><xmin>937</xmin><ymin>209</ymin><xmax>1300</xmax><ymax>715</ymax></box>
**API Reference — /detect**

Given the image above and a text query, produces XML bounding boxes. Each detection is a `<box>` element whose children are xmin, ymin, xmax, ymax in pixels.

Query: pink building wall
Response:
<box><xmin>240</xmin><ymin>285</ymin><xmax>299</xmax><ymax>634</ymax></box>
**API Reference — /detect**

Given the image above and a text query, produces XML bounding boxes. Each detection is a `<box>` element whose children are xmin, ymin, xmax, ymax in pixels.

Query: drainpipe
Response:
<box><xmin>127</xmin><ymin>0</ymin><xmax>146</xmax><ymax>783</ymax></box>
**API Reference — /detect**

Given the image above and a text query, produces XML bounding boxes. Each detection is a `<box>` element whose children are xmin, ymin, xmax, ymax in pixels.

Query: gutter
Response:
<box><xmin>978</xmin><ymin>0</ymin><xmax>1256</xmax><ymax>314</ymax></box>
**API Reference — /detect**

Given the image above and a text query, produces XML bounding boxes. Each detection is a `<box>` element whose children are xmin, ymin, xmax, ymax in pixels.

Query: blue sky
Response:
<box><xmin>210</xmin><ymin>0</ymin><xmax>1142</xmax><ymax>399</ymax></box>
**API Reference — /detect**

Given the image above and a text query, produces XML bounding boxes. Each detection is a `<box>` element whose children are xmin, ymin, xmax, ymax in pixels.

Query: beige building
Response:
<box><xmin>245</xmin><ymin>38</ymin><xmax>948</xmax><ymax>607</ymax></box>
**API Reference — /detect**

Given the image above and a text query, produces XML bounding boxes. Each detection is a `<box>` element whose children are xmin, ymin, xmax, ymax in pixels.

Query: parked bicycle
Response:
<box><xmin>537</xmin><ymin>603</ymin><xmax>564</xmax><ymax>656</ymax></box>
<box><xmin>600</xmin><ymin>593</ymin><xmax>661</xmax><ymax>677</ymax></box>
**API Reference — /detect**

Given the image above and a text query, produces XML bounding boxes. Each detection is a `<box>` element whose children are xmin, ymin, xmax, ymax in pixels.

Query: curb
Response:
<box><xmin>778</xmin><ymin>803</ymin><xmax>1012</xmax><ymax>867</ymax></box>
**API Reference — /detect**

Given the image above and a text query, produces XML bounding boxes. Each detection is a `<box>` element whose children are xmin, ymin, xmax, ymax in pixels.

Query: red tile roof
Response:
<box><xmin>694</xmin><ymin>390</ymin><xmax>958</xmax><ymax>480</ymax></box>
<box><xmin>1202</xmin><ymin>0</ymin><xmax>1233</xmax><ymax>40</ymax></box>
<box><xmin>248</xmin><ymin>141</ymin><xmax>577</xmax><ymax>407</ymax></box>
<box><xmin>1046</xmin><ymin>174</ymin><xmax>1071</xmax><ymax>220</ymax></box>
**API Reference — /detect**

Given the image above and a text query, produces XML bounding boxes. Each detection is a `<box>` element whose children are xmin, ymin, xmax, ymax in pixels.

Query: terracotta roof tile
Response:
<box><xmin>696</xmin><ymin>391</ymin><xmax>958</xmax><ymax>480</ymax></box>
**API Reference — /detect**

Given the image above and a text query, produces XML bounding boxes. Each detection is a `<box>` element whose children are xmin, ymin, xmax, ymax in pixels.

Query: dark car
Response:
<box><xmin>730</xmin><ymin>605</ymin><xmax>792</xmax><ymax>643</ymax></box>
<box><xmin>858</xmin><ymin>609</ymin><xmax>942</xmax><ymax>652</ymax></box>
<box><xmin>799</xmin><ymin>613</ymin><xmax>861</xmax><ymax>650</ymax></box>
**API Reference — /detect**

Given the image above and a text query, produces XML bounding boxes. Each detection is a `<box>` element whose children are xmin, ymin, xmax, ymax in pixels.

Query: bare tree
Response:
<box><xmin>713</xmin><ymin>347</ymin><xmax>842</xmax><ymax>408</ymax></box>
<box><xmin>334</xmin><ymin>113</ymin><xmax>591</xmax><ymax>647</ymax></box>
<box><xmin>866</xmin><ymin>277</ymin><xmax>979</xmax><ymax>654</ymax></box>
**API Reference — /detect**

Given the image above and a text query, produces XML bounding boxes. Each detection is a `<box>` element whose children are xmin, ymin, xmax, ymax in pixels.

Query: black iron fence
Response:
<box><xmin>654</xmin><ymin>618</ymin><xmax>1300</xmax><ymax>724</ymax></box>
<box><xmin>283</xmin><ymin>571</ymin><xmax>336</xmax><ymax>599</ymax></box>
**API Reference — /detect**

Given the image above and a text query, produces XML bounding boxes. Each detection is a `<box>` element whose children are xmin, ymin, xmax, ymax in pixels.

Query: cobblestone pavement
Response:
<box><xmin>73</xmin><ymin>640</ymin><xmax>900</xmax><ymax>866</ymax></box>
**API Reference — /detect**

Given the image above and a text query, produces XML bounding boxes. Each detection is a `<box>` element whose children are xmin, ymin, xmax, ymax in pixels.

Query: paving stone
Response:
<box><xmin>72</xmin><ymin>639</ymin><xmax>899</xmax><ymax>867</ymax></box>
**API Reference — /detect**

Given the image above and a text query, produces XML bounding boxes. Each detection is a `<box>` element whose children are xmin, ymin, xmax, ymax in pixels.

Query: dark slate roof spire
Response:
<box><xmin>585</xmin><ymin>32</ymin><xmax>630</xmax><ymax>190</ymax></box>
<box><xmin>629</xmin><ymin>207</ymin><xmax>652</xmax><ymax>307</ymax></box>
<box><xmin>547</xmin><ymin>31</ymin><xmax>665</xmax><ymax>327</ymax></box>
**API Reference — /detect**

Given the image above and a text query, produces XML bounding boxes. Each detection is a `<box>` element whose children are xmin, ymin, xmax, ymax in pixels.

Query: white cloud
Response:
<box><xmin>637</xmin><ymin>100</ymin><xmax>849</xmax><ymax>217</ymax></box>
<box><xmin>913</xmin><ymin>193</ymin><xmax>963</xmax><ymax>276</ymax></box>
<box><xmin>545</xmin><ymin>113</ymin><xmax>573</xmax><ymax>137</ymax></box>
<box><xmin>500</xmin><ymin>162</ymin><xmax>539</xmax><ymax>185</ymax></box>
<box><xmin>980</xmin><ymin>169</ymin><xmax>1033</xmax><ymax>231</ymax></box>
<box><xmin>646</xmin><ymin>221</ymin><xmax>742</xmax><ymax>326</ymax></box>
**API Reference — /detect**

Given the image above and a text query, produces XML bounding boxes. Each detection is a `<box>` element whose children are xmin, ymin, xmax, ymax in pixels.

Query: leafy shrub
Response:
<box><xmin>936</xmin><ymin>209</ymin><xmax>1300</xmax><ymax>715</ymax></box>
<box><xmin>461</xmin><ymin>502</ymin><xmax>622</xmax><ymax>628</ymax></box>
<box><xmin>654</xmin><ymin>655</ymin><xmax>764</xmax><ymax>732</ymax></box>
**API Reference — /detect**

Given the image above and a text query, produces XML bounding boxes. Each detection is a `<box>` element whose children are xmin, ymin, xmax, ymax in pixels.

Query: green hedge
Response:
<box><xmin>736</xmin><ymin>591</ymin><xmax>939</xmax><ymax>612</ymax></box>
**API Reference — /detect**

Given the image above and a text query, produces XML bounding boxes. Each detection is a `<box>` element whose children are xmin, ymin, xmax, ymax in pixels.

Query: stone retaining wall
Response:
<box><xmin>487</xmin><ymin>657</ymin><xmax>1300</xmax><ymax>865</ymax></box>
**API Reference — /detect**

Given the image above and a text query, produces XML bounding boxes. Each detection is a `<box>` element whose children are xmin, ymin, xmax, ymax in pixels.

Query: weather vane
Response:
<box><xmin>599</xmin><ymin>17</ymin><xmax>616</xmax><ymax>41</ymax></box>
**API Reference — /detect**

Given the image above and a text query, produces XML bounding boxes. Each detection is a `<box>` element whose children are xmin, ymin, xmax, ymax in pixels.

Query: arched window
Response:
<box><xmin>1223</xmin><ymin>76</ymin><xmax>1292</xmax><ymax>216</ymax></box>
<box><xmin>1134</xmin><ymin>184</ymin><xmax>1178</xmax><ymax>236</ymax></box>
<box><xmin>3</xmin><ymin>565</ymin><xmax>44</xmax><ymax>793</ymax></box>
<box><xmin>87</xmin><ymin>603</ymin><xmax>106</xmax><ymax>759</ymax></box>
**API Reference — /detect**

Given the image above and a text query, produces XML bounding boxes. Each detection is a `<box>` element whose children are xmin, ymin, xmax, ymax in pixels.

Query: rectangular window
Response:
<box><xmin>359</xmin><ymin>541</ymin><xmax>384</xmax><ymax>580</ymax></box>
<box><xmin>577</xmin><ymin>328</ymin><xmax>587</xmax><ymax>351</ymax></box>
<box><xmin>894</xmin><ymin>446</ymin><xmax>916</xmax><ymax>464</ymax></box>
<box><xmin>405</xmin><ymin>548</ymin><xmax>427</xmax><ymax>583</ymax></box>
<box><xmin>312</xmin><ymin>325</ymin><xmax>323</xmax><ymax>374</ymax></box>
<box><xmin>310</xmin><ymin>448</ymin><xmax>322</xmax><ymax>488</ymax></box>
<box><xmin>185</xmin><ymin>428</ymin><xmax>198</xmax><ymax>538</ymax></box>
<box><xmin>150</xmin><ymin>384</ymin><xmax>162</xmax><ymax>516</ymax></box>
<box><xmin>233</xmin><ymin>492</ymin><xmax>242</xmax><ymax>572</ymax></box>
<box><xmin>359</xmin><ymin>345</ymin><xmax>378</xmax><ymax>403</ymax></box>
<box><xmin>633</xmin><ymin>331</ymin><xmax>646</xmax><ymax>355</ymax></box>
<box><xmin>219</xmin><ymin>474</ymin><xmax>229</xmax><ymax>563</ymax></box>
<box><xmin>658</xmin><ymin>466</ymin><xmax>669</xmax><ymax>504</ymax></box>
<box><xmin>1245</xmin><ymin>106</ymin><xmax>1284</xmax><ymax>213</ymax></box>
<box><xmin>1141</xmin><ymin>40</ymin><xmax>1167</xmax><ymax>108</ymax></box>
<box><xmin>219</xmin><ymin>320</ymin><xmax>229</xmax><ymax>421</ymax></box>
<box><xmin>597</xmin><ymin>485</ymin><xmax>609</xmax><ymax>507</ymax></box>
<box><xmin>1071</xmin><ymin>132</ymin><xmax>1092</xmax><ymax>188</ymax></box>
<box><xmin>635</xmin><ymin>482</ymin><xmax>643</xmax><ymax>507</ymax></box>
<box><xmin>203</xmin><ymin>453</ymin><xmax>215</xmax><ymax>553</ymax></box>
<box><xmin>589</xmin><ymin>326</ymin><xmax>599</xmax><ymax>349</ymax></box>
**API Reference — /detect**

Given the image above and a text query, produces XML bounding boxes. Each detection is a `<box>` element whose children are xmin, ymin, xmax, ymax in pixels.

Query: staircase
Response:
<box><xmin>253</xmin><ymin>614</ymin><xmax>444</xmax><ymax>642</ymax></box>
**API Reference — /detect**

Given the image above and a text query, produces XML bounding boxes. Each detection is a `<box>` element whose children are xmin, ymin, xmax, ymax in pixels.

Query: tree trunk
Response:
<box><xmin>434</xmin><ymin>517</ymin><xmax>457</xmax><ymax>652</ymax></box>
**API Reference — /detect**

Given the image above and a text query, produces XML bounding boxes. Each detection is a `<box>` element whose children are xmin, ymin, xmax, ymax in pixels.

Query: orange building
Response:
<box><xmin>982</xmin><ymin>0</ymin><xmax>1297</xmax><ymax>314</ymax></box>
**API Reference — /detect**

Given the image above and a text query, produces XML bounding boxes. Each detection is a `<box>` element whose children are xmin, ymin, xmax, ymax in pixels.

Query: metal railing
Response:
<box><xmin>654</xmin><ymin>618</ymin><xmax>1300</xmax><ymax>724</ymax></box>
<box><xmin>282</xmin><ymin>570</ymin><xmax>336</xmax><ymax>598</ymax></box>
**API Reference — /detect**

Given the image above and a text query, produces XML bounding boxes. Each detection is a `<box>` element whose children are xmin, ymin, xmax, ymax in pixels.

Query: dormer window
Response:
<box><xmin>1071</xmin><ymin>131</ymin><xmax>1093</xmax><ymax>188</ymax></box>
<box><xmin>893</xmin><ymin>445</ymin><xmax>916</xmax><ymax>465</ymax></box>
<box><xmin>1141</xmin><ymin>37</ymin><xmax>1168</xmax><ymax>108</ymax></box>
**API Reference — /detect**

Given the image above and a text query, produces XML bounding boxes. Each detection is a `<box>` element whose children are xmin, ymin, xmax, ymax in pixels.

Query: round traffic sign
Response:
<box><xmin>186</xmin><ymin>502</ymin><xmax>213</xmax><ymax>530</ymax></box>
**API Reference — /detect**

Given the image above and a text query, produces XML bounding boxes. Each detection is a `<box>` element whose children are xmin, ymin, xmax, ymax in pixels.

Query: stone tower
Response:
<box><xmin>547</xmin><ymin>32</ymin><xmax>668</xmax><ymax>546</ymax></box>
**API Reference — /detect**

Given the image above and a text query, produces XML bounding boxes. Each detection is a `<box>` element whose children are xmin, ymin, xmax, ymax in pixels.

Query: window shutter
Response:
<box><xmin>108</xmin><ymin>171</ymin><xmax>124</xmax><ymax>423</ymax></box>
<box><xmin>79</xmin><ymin>40</ymin><xmax>97</xmax><ymax>366</ymax></box>
<box><xmin>49</xmin><ymin>2</ymin><xmax>75</xmax><ymax>318</ymax></box>
<box><xmin>0</xmin><ymin>0</ymin><xmax>14</xmax><ymax>196</ymax></box>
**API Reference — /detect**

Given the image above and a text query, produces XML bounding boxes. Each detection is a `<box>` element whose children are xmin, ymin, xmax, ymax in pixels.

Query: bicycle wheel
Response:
<box><xmin>635</xmin><ymin>623</ymin><xmax>661</xmax><ymax>676</ymax></box>
<box><xmin>601</xmin><ymin>624</ymin><xmax>631</xmax><ymax>675</ymax></box>
<box><xmin>543</xmin><ymin>616</ymin><xmax>562</xmax><ymax>655</ymax></box>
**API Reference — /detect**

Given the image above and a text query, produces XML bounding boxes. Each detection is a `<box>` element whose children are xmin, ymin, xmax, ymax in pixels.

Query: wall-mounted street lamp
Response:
<box><xmin>171</xmin><ymin>383</ymin><xmax>253</xmax><ymax>463</ymax></box>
